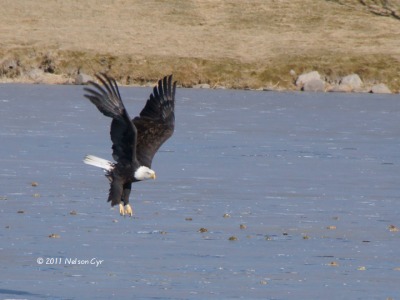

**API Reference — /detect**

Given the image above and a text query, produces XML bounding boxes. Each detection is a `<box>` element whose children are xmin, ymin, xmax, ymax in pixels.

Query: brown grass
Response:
<box><xmin>0</xmin><ymin>0</ymin><xmax>399</xmax><ymax>90</ymax></box>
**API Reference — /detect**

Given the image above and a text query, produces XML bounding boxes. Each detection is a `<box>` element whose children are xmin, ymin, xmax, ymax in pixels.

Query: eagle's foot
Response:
<box><xmin>119</xmin><ymin>203</ymin><xmax>133</xmax><ymax>217</ymax></box>
<box><xmin>124</xmin><ymin>204</ymin><xmax>133</xmax><ymax>216</ymax></box>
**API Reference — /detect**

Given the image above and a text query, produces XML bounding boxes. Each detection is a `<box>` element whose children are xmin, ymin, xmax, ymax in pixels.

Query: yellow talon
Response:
<box><xmin>118</xmin><ymin>203</ymin><xmax>133</xmax><ymax>216</ymax></box>
<box><xmin>124</xmin><ymin>204</ymin><xmax>133</xmax><ymax>217</ymax></box>
<box><xmin>119</xmin><ymin>203</ymin><xmax>125</xmax><ymax>216</ymax></box>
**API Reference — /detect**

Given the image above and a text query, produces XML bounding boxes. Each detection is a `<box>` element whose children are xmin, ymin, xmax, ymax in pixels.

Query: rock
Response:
<box><xmin>370</xmin><ymin>83</ymin><xmax>391</xmax><ymax>94</ymax></box>
<box><xmin>193</xmin><ymin>83</ymin><xmax>210</xmax><ymax>89</ymax></box>
<box><xmin>262</xmin><ymin>86</ymin><xmax>280</xmax><ymax>92</ymax></box>
<box><xmin>25</xmin><ymin>68</ymin><xmax>68</xmax><ymax>84</ymax></box>
<box><xmin>1</xmin><ymin>59</ymin><xmax>17</xmax><ymax>70</ymax></box>
<box><xmin>1</xmin><ymin>59</ymin><xmax>20</xmax><ymax>77</ymax></box>
<box><xmin>328</xmin><ymin>84</ymin><xmax>353</xmax><ymax>93</ymax></box>
<box><xmin>340</xmin><ymin>74</ymin><xmax>363</xmax><ymax>90</ymax></box>
<box><xmin>75</xmin><ymin>73</ymin><xmax>93</xmax><ymax>85</ymax></box>
<box><xmin>353</xmin><ymin>87</ymin><xmax>371</xmax><ymax>93</ymax></box>
<box><xmin>26</xmin><ymin>68</ymin><xmax>45</xmax><ymax>82</ymax></box>
<box><xmin>296</xmin><ymin>71</ymin><xmax>321</xmax><ymax>87</ymax></box>
<box><xmin>302</xmin><ymin>79</ymin><xmax>325</xmax><ymax>92</ymax></box>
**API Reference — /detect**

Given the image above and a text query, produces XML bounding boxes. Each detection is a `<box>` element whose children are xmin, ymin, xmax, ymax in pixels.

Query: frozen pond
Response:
<box><xmin>0</xmin><ymin>83</ymin><xmax>399</xmax><ymax>299</ymax></box>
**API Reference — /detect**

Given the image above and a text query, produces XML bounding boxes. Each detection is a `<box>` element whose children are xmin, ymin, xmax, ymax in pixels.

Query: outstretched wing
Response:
<box><xmin>133</xmin><ymin>75</ymin><xmax>176</xmax><ymax>167</ymax></box>
<box><xmin>84</xmin><ymin>73</ymin><xmax>137</xmax><ymax>164</ymax></box>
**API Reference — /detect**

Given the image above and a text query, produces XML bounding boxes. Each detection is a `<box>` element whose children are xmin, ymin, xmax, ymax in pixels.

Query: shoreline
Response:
<box><xmin>0</xmin><ymin>65</ymin><xmax>396</xmax><ymax>94</ymax></box>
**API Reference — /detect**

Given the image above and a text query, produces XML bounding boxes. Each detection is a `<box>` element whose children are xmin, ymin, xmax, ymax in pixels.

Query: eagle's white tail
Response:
<box><xmin>83</xmin><ymin>155</ymin><xmax>114</xmax><ymax>171</ymax></box>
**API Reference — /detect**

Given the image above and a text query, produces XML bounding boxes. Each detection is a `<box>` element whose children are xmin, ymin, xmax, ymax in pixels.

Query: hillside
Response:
<box><xmin>0</xmin><ymin>0</ymin><xmax>399</xmax><ymax>91</ymax></box>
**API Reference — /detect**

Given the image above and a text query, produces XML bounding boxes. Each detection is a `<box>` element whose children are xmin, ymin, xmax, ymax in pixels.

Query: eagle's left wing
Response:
<box><xmin>133</xmin><ymin>75</ymin><xmax>176</xmax><ymax>168</ymax></box>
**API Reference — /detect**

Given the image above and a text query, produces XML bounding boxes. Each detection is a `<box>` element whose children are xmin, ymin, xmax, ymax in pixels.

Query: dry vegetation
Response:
<box><xmin>0</xmin><ymin>0</ymin><xmax>399</xmax><ymax>90</ymax></box>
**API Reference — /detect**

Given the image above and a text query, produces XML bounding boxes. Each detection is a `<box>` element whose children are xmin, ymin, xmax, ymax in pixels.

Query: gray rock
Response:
<box><xmin>75</xmin><ymin>73</ymin><xmax>93</xmax><ymax>85</ymax></box>
<box><xmin>193</xmin><ymin>83</ymin><xmax>210</xmax><ymax>89</ymax></box>
<box><xmin>328</xmin><ymin>84</ymin><xmax>353</xmax><ymax>93</ymax></box>
<box><xmin>302</xmin><ymin>79</ymin><xmax>325</xmax><ymax>92</ymax></box>
<box><xmin>296</xmin><ymin>71</ymin><xmax>321</xmax><ymax>87</ymax></box>
<box><xmin>25</xmin><ymin>68</ymin><xmax>67</xmax><ymax>84</ymax></box>
<box><xmin>1</xmin><ymin>59</ymin><xmax>20</xmax><ymax>77</ymax></box>
<box><xmin>370</xmin><ymin>83</ymin><xmax>391</xmax><ymax>94</ymax></box>
<box><xmin>26</xmin><ymin>68</ymin><xmax>45</xmax><ymax>82</ymax></box>
<box><xmin>340</xmin><ymin>74</ymin><xmax>363</xmax><ymax>89</ymax></box>
<box><xmin>2</xmin><ymin>59</ymin><xmax>17</xmax><ymax>70</ymax></box>
<box><xmin>353</xmin><ymin>87</ymin><xmax>371</xmax><ymax>93</ymax></box>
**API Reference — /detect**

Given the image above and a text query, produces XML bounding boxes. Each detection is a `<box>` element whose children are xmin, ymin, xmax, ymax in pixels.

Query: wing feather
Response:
<box><xmin>84</xmin><ymin>73</ymin><xmax>137</xmax><ymax>163</ymax></box>
<box><xmin>133</xmin><ymin>75</ymin><xmax>176</xmax><ymax>167</ymax></box>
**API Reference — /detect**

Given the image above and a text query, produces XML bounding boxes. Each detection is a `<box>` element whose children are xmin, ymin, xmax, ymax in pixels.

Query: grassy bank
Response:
<box><xmin>0</xmin><ymin>0</ymin><xmax>399</xmax><ymax>91</ymax></box>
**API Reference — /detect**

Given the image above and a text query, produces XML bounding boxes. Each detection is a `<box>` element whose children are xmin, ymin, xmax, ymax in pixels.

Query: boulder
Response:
<box><xmin>302</xmin><ymin>79</ymin><xmax>325</xmax><ymax>92</ymax></box>
<box><xmin>2</xmin><ymin>59</ymin><xmax>17</xmax><ymax>70</ymax></box>
<box><xmin>340</xmin><ymin>74</ymin><xmax>363</xmax><ymax>90</ymax></box>
<box><xmin>26</xmin><ymin>68</ymin><xmax>45</xmax><ymax>82</ymax></box>
<box><xmin>75</xmin><ymin>73</ymin><xmax>93</xmax><ymax>85</ymax></box>
<box><xmin>370</xmin><ymin>83</ymin><xmax>391</xmax><ymax>94</ymax></box>
<box><xmin>25</xmin><ymin>68</ymin><xmax>67</xmax><ymax>84</ymax></box>
<box><xmin>1</xmin><ymin>59</ymin><xmax>20</xmax><ymax>77</ymax></box>
<box><xmin>193</xmin><ymin>83</ymin><xmax>210</xmax><ymax>89</ymax></box>
<box><xmin>328</xmin><ymin>84</ymin><xmax>353</xmax><ymax>93</ymax></box>
<box><xmin>296</xmin><ymin>71</ymin><xmax>321</xmax><ymax>87</ymax></box>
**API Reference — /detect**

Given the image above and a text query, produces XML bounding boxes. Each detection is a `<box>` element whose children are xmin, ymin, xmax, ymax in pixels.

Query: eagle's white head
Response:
<box><xmin>134</xmin><ymin>166</ymin><xmax>156</xmax><ymax>181</ymax></box>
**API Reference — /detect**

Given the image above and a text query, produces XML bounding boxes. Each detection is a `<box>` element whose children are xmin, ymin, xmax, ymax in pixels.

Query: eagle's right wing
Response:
<box><xmin>84</xmin><ymin>73</ymin><xmax>138</xmax><ymax>164</ymax></box>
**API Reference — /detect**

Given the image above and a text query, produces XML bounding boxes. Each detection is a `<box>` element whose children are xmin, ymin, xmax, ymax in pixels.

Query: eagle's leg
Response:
<box><xmin>108</xmin><ymin>175</ymin><xmax>125</xmax><ymax>214</ymax></box>
<box><xmin>120</xmin><ymin>182</ymin><xmax>133</xmax><ymax>216</ymax></box>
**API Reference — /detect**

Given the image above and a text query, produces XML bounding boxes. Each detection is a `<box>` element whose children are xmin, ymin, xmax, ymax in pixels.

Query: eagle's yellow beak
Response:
<box><xmin>151</xmin><ymin>173</ymin><xmax>156</xmax><ymax>180</ymax></box>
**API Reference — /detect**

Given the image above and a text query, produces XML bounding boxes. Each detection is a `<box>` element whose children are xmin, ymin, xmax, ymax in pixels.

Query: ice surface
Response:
<box><xmin>0</xmin><ymin>84</ymin><xmax>399</xmax><ymax>299</ymax></box>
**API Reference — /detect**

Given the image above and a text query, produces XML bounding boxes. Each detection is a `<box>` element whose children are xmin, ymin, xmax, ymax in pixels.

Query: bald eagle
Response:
<box><xmin>83</xmin><ymin>73</ymin><xmax>176</xmax><ymax>216</ymax></box>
